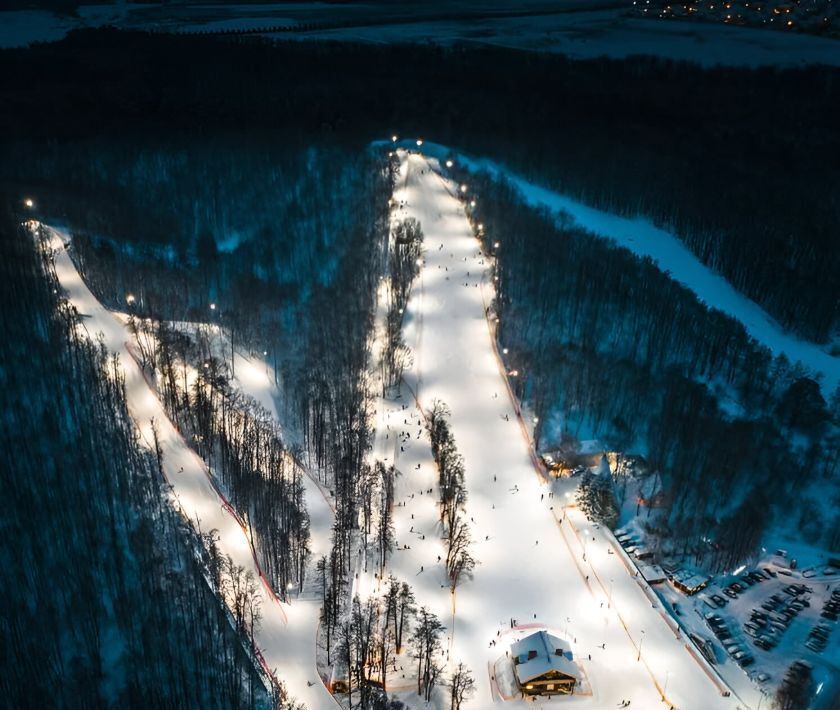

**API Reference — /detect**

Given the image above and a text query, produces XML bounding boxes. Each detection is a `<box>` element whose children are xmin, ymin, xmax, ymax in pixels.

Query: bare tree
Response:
<box><xmin>448</xmin><ymin>662</ymin><xmax>476</xmax><ymax>710</ymax></box>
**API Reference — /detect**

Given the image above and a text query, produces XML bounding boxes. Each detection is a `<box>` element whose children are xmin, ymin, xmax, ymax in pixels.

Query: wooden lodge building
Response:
<box><xmin>511</xmin><ymin>630</ymin><xmax>579</xmax><ymax>697</ymax></box>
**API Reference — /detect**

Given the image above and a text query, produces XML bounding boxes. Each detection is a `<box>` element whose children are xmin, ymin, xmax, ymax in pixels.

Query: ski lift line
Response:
<box><xmin>559</xmin><ymin>513</ymin><xmax>680</xmax><ymax>707</ymax></box>
<box><xmin>564</xmin><ymin>507</ymin><xmax>740</xmax><ymax>705</ymax></box>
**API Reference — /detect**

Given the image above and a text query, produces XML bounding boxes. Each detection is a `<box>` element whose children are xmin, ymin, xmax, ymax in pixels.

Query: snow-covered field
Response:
<box><xmin>45</xmin><ymin>226</ymin><xmax>337</xmax><ymax>709</ymax></box>
<box><xmin>355</xmin><ymin>150</ymin><xmax>758</xmax><ymax>708</ymax></box>
<box><xmin>2</xmin><ymin>2</ymin><xmax>839</xmax><ymax>68</ymax></box>
<box><xmin>286</xmin><ymin>9</ymin><xmax>840</xmax><ymax>68</ymax></box>
<box><xmin>402</xmin><ymin>141</ymin><xmax>840</xmax><ymax>395</ymax></box>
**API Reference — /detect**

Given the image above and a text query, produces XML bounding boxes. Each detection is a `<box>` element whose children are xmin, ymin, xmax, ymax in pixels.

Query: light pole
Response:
<box><xmin>583</xmin><ymin>531</ymin><xmax>588</xmax><ymax>562</ymax></box>
<box><xmin>637</xmin><ymin>629</ymin><xmax>645</xmax><ymax>661</ymax></box>
<box><xmin>563</xmin><ymin>491</ymin><xmax>571</xmax><ymax>520</ymax></box>
<box><xmin>662</xmin><ymin>669</ymin><xmax>669</xmax><ymax>701</ymax></box>
<box><xmin>608</xmin><ymin>578</ymin><xmax>614</xmax><ymax>609</ymax></box>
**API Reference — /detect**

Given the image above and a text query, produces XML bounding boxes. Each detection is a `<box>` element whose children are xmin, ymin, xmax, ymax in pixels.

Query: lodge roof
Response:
<box><xmin>511</xmin><ymin>630</ymin><xmax>579</xmax><ymax>683</ymax></box>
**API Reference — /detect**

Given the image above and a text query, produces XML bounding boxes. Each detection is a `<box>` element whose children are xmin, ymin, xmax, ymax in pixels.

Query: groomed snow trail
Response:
<box><xmin>395</xmin><ymin>141</ymin><xmax>839</xmax><ymax>396</ymax></box>
<box><xmin>365</xmin><ymin>151</ymin><xmax>758</xmax><ymax>708</ymax></box>
<box><xmin>47</xmin><ymin>227</ymin><xmax>336</xmax><ymax>709</ymax></box>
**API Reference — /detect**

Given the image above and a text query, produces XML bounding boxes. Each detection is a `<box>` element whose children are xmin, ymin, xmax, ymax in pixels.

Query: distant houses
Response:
<box><xmin>511</xmin><ymin>630</ymin><xmax>579</xmax><ymax>697</ymax></box>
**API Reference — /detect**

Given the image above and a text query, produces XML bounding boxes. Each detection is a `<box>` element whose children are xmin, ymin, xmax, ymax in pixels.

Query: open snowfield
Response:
<box><xmin>355</xmin><ymin>150</ymin><xmax>759</xmax><ymax>708</ymax></box>
<box><xmin>401</xmin><ymin>141</ymin><xmax>840</xmax><ymax>396</ymax></box>
<box><xmin>45</xmin><ymin>226</ymin><xmax>337</xmax><ymax>709</ymax></box>
<box><xmin>2</xmin><ymin>1</ymin><xmax>839</xmax><ymax>68</ymax></box>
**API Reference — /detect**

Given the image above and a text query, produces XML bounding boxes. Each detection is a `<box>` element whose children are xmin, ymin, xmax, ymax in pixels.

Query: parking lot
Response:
<box><xmin>685</xmin><ymin>562</ymin><xmax>839</xmax><ymax>703</ymax></box>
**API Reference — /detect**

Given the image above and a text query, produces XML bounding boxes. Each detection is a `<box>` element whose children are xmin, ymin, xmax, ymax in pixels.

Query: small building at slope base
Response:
<box><xmin>511</xmin><ymin>630</ymin><xmax>579</xmax><ymax>697</ymax></box>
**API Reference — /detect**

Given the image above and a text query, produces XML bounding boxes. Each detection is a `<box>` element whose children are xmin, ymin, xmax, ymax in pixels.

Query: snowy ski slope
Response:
<box><xmin>355</xmin><ymin>150</ymin><xmax>758</xmax><ymax>708</ymax></box>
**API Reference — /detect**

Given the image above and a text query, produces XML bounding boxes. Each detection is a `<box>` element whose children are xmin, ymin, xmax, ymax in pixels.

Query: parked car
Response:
<box><xmin>763</xmin><ymin>567</ymin><xmax>777</xmax><ymax>578</ymax></box>
<box><xmin>712</xmin><ymin>594</ymin><xmax>728</xmax><ymax>607</ymax></box>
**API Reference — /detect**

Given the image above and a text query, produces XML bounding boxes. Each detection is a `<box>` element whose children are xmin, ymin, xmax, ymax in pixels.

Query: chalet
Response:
<box><xmin>511</xmin><ymin>630</ymin><xmax>579</xmax><ymax>697</ymax></box>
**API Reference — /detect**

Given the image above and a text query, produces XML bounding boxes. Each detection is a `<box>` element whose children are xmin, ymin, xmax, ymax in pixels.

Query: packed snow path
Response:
<box><xmin>370</xmin><ymin>150</ymin><xmax>758</xmax><ymax>708</ymax></box>
<box><xmin>397</xmin><ymin>141</ymin><xmax>840</xmax><ymax>396</ymax></box>
<box><xmin>46</xmin><ymin>227</ymin><xmax>336</xmax><ymax>709</ymax></box>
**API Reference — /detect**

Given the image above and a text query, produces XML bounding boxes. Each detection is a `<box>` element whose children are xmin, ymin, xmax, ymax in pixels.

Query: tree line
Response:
<box><xmin>1</xmin><ymin>30</ymin><xmax>836</xmax><ymax>340</ymax></box>
<box><xmin>0</xmin><ymin>205</ymin><xmax>279</xmax><ymax>707</ymax></box>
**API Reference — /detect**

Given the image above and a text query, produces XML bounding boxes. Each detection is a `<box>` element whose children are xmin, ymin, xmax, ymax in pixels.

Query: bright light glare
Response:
<box><xmin>460</xmin><ymin>184</ymin><xmax>468</xmax><ymax>193</ymax></box>
<box><xmin>126</xmin><ymin>293</ymin><xmax>135</xmax><ymax>305</ymax></box>
<box><xmin>446</xmin><ymin>160</ymin><xmax>453</xmax><ymax>168</ymax></box>
<box><xmin>210</xmin><ymin>303</ymin><xmax>216</xmax><ymax>311</ymax></box>
<box><xmin>24</xmin><ymin>198</ymin><xmax>34</xmax><ymax>208</ymax></box>
<box><xmin>416</xmin><ymin>139</ymin><xmax>424</xmax><ymax>146</ymax></box>
<box><xmin>392</xmin><ymin>135</ymin><xmax>398</xmax><ymax>142</ymax></box>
